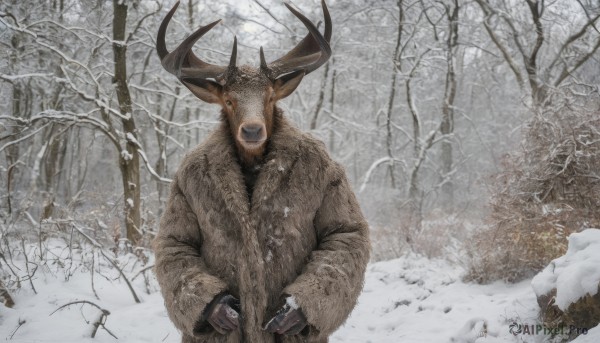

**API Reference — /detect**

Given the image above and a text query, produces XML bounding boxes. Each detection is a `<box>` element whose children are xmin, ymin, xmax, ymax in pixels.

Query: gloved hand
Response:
<box><xmin>205</xmin><ymin>294</ymin><xmax>240</xmax><ymax>335</ymax></box>
<box><xmin>264</xmin><ymin>296</ymin><xmax>307</xmax><ymax>335</ymax></box>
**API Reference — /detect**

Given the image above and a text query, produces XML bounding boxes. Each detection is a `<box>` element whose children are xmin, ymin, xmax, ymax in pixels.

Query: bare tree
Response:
<box><xmin>474</xmin><ymin>0</ymin><xmax>600</xmax><ymax>105</ymax></box>
<box><xmin>439</xmin><ymin>0</ymin><xmax>459</xmax><ymax>209</ymax></box>
<box><xmin>112</xmin><ymin>0</ymin><xmax>142</xmax><ymax>244</ymax></box>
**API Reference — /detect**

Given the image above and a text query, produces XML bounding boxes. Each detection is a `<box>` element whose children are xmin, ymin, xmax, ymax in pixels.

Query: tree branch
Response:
<box><xmin>474</xmin><ymin>0</ymin><xmax>525</xmax><ymax>89</ymax></box>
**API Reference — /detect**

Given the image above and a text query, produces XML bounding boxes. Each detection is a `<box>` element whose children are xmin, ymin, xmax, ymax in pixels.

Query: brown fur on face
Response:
<box><xmin>217</xmin><ymin>66</ymin><xmax>276</xmax><ymax>167</ymax></box>
<box><xmin>185</xmin><ymin>65</ymin><xmax>305</xmax><ymax>168</ymax></box>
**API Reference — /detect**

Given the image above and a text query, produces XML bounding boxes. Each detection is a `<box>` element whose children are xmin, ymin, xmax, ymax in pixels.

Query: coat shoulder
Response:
<box><xmin>175</xmin><ymin>129</ymin><xmax>229</xmax><ymax>185</ymax></box>
<box><xmin>176</xmin><ymin>145</ymin><xmax>208</xmax><ymax>182</ymax></box>
<box><xmin>293</xmin><ymin>130</ymin><xmax>347</xmax><ymax>183</ymax></box>
<box><xmin>294</xmin><ymin>130</ymin><xmax>333</xmax><ymax>165</ymax></box>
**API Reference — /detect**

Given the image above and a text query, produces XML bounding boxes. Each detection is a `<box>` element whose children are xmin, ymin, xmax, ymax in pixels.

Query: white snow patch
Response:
<box><xmin>126</xmin><ymin>198</ymin><xmax>134</xmax><ymax>208</ymax></box>
<box><xmin>286</xmin><ymin>295</ymin><xmax>299</xmax><ymax>310</ymax></box>
<box><xmin>97</xmin><ymin>220</ymin><xmax>108</xmax><ymax>230</ymax></box>
<box><xmin>225</xmin><ymin>306</ymin><xmax>239</xmax><ymax>319</ymax></box>
<box><xmin>450</xmin><ymin>317</ymin><xmax>486</xmax><ymax>342</ymax></box>
<box><xmin>572</xmin><ymin>325</ymin><xmax>600</xmax><ymax>342</ymax></box>
<box><xmin>266</xmin><ymin>250</ymin><xmax>273</xmax><ymax>262</ymax></box>
<box><xmin>278</xmin><ymin>165</ymin><xmax>285</xmax><ymax>172</ymax></box>
<box><xmin>531</xmin><ymin>228</ymin><xmax>600</xmax><ymax>310</ymax></box>
<box><xmin>331</xmin><ymin>254</ymin><xmax>541</xmax><ymax>343</ymax></box>
<box><xmin>121</xmin><ymin>149</ymin><xmax>133</xmax><ymax>161</ymax></box>
<box><xmin>126</xmin><ymin>132</ymin><xmax>140</xmax><ymax>146</ymax></box>
<box><xmin>283</xmin><ymin>207</ymin><xmax>290</xmax><ymax>218</ymax></box>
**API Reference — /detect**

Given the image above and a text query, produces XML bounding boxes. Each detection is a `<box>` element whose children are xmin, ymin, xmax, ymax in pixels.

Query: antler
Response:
<box><xmin>262</xmin><ymin>0</ymin><xmax>332</xmax><ymax>79</ymax></box>
<box><xmin>156</xmin><ymin>1</ymin><xmax>236</xmax><ymax>82</ymax></box>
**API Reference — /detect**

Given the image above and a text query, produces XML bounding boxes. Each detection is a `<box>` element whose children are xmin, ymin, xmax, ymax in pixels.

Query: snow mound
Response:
<box><xmin>531</xmin><ymin>228</ymin><xmax>600</xmax><ymax>310</ymax></box>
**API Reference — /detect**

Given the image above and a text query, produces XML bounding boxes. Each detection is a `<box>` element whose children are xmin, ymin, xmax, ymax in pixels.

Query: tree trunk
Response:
<box><xmin>440</xmin><ymin>0</ymin><xmax>459</xmax><ymax>210</ymax></box>
<box><xmin>383</xmin><ymin>0</ymin><xmax>405</xmax><ymax>188</ymax></box>
<box><xmin>310</xmin><ymin>61</ymin><xmax>330</xmax><ymax>130</ymax></box>
<box><xmin>6</xmin><ymin>83</ymin><xmax>22</xmax><ymax>215</ymax></box>
<box><xmin>113</xmin><ymin>0</ymin><xmax>142</xmax><ymax>245</ymax></box>
<box><xmin>405</xmin><ymin>50</ymin><xmax>430</xmax><ymax>239</ymax></box>
<box><xmin>155</xmin><ymin>91</ymin><xmax>178</xmax><ymax>213</ymax></box>
<box><xmin>187</xmin><ymin>0</ymin><xmax>195</xmax><ymax>28</ymax></box>
<box><xmin>328</xmin><ymin>61</ymin><xmax>336</xmax><ymax>151</ymax></box>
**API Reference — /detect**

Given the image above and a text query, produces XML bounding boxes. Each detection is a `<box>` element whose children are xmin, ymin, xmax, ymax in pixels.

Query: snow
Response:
<box><xmin>571</xmin><ymin>325</ymin><xmax>600</xmax><ymax>343</ymax></box>
<box><xmin>126</xmin><ymin>198</ymin><xmax>134</xmax><ymax>208</ymax></box>
<box><xmin>225</xmin><ymin>306</ymin><xmax>239</xmax><ymax>319</ymax></box>
<box><xmin>284</xmin><ymin>206</ymin><xmax>290</xmax><ymax>218</ymax></box>
<box><xmin>125</xmin><ymin>132</ymin><xmax>139</xmax><ymax>146</ymax></box>
<box><xmin>331</xmin><ymin>255</ymin><xmax>541</xmax><ymax>343</ymax></box>
<box><xmin>120</xmin><ymin>149</ymin><xmax>133</xmax><ymax>161</ymax></box>
<box><xmin>286</xmin><ymin>295</ymin><xmax>299</xmax><ymax>310</ymax></box>
<box><xmin>2</xmin><ymin>246</ymin><xmax>598</xmax><ymax>342</ymax></box>
<box><xmin>0</xmin><ymin>240</ymin><xmax>177</xmax><ymax>342</ymax></box>
<box><xmin>97</xmin><ymin>220</ymin><xmax>108</xmax><ymax>230</ymax></box>
<box><xmin>531</xmin><ymin>228</ymin><xmax>600</xmax><ymax>310</ymax></box>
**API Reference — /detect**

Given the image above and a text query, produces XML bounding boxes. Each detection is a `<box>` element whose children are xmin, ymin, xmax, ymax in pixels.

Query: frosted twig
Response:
<box><xmin>100</xmin><ymin>250</ymin><xmax>141</xmax><ymax>304</ymax></box>
<box><xmin>91</xmin><ymin>252</ymin><xmax>100</xmax><ymax>300</ymax></box>
<box><xmin>50</xmin><ymin>300</ymin><xmax>117</xmax><ymax>339</ymax></box>
<box><xmin>70</xmin><ymin>222</ymin><xmax>141</xmax><ymax>303</ymax></box>
<box><xmin>131</xmin><ymin>264</ymin><xmax>154</xmax><ymax>281</ymax></box>
<box><xmin>20</xmin><ymin>239</ymin><xmax>37</xmax><ymax>294</ymax></box>
<box><xmin>50</xmin><ymin>300</ymin><xmax>105</xmax><ymax>316</ymax></box>
<box><xmin>0</xmin><ymin>123</ymin><xmax>51</xmax><ymax>153</ymax></box>
<box><xmin>9</xmin><ymin>318</ymin><xmax>26</xmax><ymax>340</ymax></box>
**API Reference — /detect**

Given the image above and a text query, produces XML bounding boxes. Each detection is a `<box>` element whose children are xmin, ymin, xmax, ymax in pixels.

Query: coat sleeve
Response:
<box><xmin>153</xmin><ymin>175</ymin><xmax>228</xmax><ymax>337</ymax></box>
<box><xmin>283</xmin><ymin>162</ymin><xmax>371</xmax><ymax>337</ymax></box>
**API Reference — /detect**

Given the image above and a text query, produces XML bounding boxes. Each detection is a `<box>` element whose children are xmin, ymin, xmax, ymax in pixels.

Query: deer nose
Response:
<box><xmin>241</xmin><ymin>124</ymin><xmax>264</xmax><ymax>142</ymax></box>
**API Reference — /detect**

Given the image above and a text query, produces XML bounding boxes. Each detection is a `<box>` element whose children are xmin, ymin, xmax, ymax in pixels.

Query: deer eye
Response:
<box><xmin>225</xmin><ymin>100</ymin><xmax>233</xmax><ymax>107</ymax></box>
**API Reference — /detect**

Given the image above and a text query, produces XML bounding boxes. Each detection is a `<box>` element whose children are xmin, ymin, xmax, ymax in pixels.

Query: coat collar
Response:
<box><xmin>204</xmin><ymin>116</ymin><xmax>301</xmax><ymax>220</ymax></box>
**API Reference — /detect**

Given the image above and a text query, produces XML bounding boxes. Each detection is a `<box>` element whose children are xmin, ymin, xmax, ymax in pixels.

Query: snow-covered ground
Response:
<box><xmin>1</xmin><ymin>247</ymin><xmax>598</xmax><ymax>343</ymax></box>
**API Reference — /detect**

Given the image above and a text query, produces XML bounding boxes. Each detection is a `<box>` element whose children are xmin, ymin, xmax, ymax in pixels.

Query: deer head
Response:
<box><xmin>156</xmin><ymin>1</ymin><xmax>331</xmax><ymax>166</ymax></box>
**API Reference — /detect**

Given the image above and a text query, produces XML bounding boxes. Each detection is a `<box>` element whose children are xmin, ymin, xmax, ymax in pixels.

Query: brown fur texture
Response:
<box><xmin>153</xmin><ymin>114</ymin><xmax>371</xmax><ymax>343</ymax></box>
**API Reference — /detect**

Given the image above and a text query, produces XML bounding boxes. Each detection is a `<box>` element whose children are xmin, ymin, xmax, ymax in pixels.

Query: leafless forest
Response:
<box><xmin>1</xmin><ymin>0</ymin><xmax>600</xmax><ymax>312</ymax></box>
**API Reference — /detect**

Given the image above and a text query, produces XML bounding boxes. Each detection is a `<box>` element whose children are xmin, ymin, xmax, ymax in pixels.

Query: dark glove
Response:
<box><xmin>264</xmin><ymin>296</ymin><xmax>307</xmax><ymax>336</ymax></box>
<box><xmin>204</xmin><ymin>294</ymin><xmax>240</xmax><ymax>335</ymax></box>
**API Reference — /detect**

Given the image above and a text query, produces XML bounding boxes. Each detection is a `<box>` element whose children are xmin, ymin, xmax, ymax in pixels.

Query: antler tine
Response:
<box><xmin>156</xmin><ymin>1</ymin><xmax>230</xmax><ymax>80</ymax></box>
<box><xmin>229</xmin><ymin>36</ymin><xmax>238</xmax><ymax>70</ymax></box>
<box><xmin>265</xmin><ymin>0</ymin><xmax>332</xmax><ymax>78</ymax></box>
<box><xmin>156</xmin><ymin>1</ymin><xmax>180</xmax><ymax>61</ymax></box>
<box><xmin>259</xmin><ymin>47</ymin><xmax>268</xmax><ymax>70</ymax></box>
<box><xmin>322</xmin><ymin>0</ymin><xmax>332</xmax><ymax>42</ymax></box>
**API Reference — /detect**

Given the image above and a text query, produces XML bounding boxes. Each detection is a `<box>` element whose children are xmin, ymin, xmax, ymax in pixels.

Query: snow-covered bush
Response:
<box><xmin>0</xmin><ymin>219</ymin><xmax>162</xmax><ymax>340</ymax></box>
<box><xmin>466</xmin><ymin>89</ymin><xmax>600</xmax><ymax>283</ymax></box>
<box><xmin>532</xmin><ymin>229</ymin><xmax>600</xmax><ymax>340</ymax></box>
<box><xmin>0</xmin><ymin>209</ymin><xmax>156</xmax><ymax>328</ymax></box>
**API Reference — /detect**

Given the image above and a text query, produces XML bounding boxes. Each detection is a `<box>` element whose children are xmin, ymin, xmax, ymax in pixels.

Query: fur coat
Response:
<box><xmin>153</xmin><ymin>116</ymin><xmax>370</xmax><ymax>343</ymax></box>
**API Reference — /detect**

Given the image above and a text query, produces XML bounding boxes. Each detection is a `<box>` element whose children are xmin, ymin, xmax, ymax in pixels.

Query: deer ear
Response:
<box><xmin>273</xmin><ymin>70</ymin><xmax>305</xmax><ymax>100</ymax></box>
<box><xmin>182</xmin><ymin>78</ymin><xmax>223</xmax><ymax>104</ymax></box>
